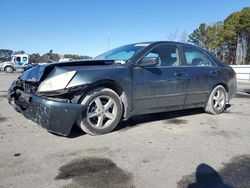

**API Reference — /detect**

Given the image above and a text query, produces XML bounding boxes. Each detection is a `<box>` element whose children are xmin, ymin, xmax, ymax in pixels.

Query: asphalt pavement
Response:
<box><xmin>0</xmin><ymin>72</ymin><xmax>250</xmax><ymax>188</ymax></box>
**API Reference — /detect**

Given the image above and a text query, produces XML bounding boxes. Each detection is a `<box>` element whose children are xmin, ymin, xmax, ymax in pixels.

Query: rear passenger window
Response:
<box><xmin>183</xmin><ymin>46</ymin><xmax>215</xmax><ymax>67</ymax></box>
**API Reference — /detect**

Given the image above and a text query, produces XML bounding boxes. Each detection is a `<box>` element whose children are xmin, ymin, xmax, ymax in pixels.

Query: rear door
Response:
<box><xmin>181</xmin><ymin>45</ymin><xmax>220</xmax><ymax>107</ymax></box>
<box><xmin>133</xmin><ymin>43</ymin><xmax>187</xmax><ymax>113</ymax></box>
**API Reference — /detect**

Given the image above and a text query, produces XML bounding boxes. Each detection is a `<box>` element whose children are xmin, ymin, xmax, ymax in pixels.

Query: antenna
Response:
<box><xmin>107</xmin><ymin>29</ymin><xmax>111</xmax><ymax>50</ymax></box>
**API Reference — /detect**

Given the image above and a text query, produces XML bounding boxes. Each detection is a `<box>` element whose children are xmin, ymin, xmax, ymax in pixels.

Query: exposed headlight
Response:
<box><xmin>37</xmin><ymin>71</ymin><xmax>76</xmax><ymax>92</ymax></box>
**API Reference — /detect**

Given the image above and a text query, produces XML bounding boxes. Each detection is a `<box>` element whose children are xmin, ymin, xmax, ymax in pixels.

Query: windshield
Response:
<box><xmin>94</xmin><ymin>43</ymin><xmax>150</xmax><ymax>61</ymax></box>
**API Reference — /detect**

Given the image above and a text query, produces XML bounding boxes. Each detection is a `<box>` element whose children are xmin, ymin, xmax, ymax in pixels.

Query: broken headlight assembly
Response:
<box><xmin>37</xmin><ymin>71</ymin><xmax>76</xmax><ymax>92</ymax></box>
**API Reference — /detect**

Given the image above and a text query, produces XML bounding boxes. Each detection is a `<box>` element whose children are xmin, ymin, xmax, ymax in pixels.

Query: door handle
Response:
<box><xmin>210</xmin><ymin>70</ymin><xmax>217</xmax><ymax>75</ymax></box>
<box><xmin>174</xmin><ymin>72</ymin><xmax>184</xmax><ymax>77</ymax></box>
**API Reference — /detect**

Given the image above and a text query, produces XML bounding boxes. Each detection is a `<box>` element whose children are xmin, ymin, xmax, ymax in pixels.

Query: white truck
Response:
<box><xmin>0</xmin><ymin>53</ymin><xmax>30</xmax><ymax>73</ymax></box>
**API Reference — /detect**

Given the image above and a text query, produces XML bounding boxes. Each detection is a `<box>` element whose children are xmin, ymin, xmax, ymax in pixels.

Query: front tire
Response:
<box><xmin>5</xmin><ymin>66</ymin><xmax>14</xmax><ymax>73</ymax></box>
<box><xmin>77</xmin><ymin>87</ymin><xmax>122</xmax><ymax>135</ymax></box>
<box><xmin>205</xmin><ymin>85</ymin><xmax>227</xmax><ymax>114</ymax></box>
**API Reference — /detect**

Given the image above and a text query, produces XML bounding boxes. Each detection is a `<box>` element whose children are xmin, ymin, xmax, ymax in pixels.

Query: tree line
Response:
<box><xmin>29</xmin><ymin>51</ymin><xmax>92</xmax><ymax>64</ymax></box>
<box><xmin>188</xmin><ymin>7</ymin><xmax>250</xmax><ymax>65</ymax></box>
<box><xmin>0</xmin><ymin>49</ymin><xmax>92</xmax><ymax>63</ymax></box>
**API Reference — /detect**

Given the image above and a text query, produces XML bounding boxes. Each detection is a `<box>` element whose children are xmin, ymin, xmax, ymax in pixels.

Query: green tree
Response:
<box><xmin>221</xmin><ymin>11</ymin><xmax>241</xmax><ymax>64</ymax></box>
<box><xmin>64</xmin><ymin>54</ymin><xmax>92</xmax><ymax>60</ymax></box>
<box><xmin>238</xmin><ymin>7</ymin><xmax>250</xmax><ymax>35</ymax></box>
<box><xmin>238</xmin><ymin>7</ymin><xmax>250</xmax><ymax>63</ymax></box>
<box><xmin>41</xmin><ymin>50</ymin><xmax>60</xmax><ymax>63</ymax></box>
<box><xmin>13</xmin><ymin>50</ymin><xmax>25</xmax><ymax>54</ymax></box>
<box><xmin>189</xmin><ymin>7</ymin><xmax>250</xmax><ymax>65</ymax></box>
<box><xmin>188</xmin><ymin>23</ymin><xmax>208</xmax><ymax>49</ymax></box>
<box><xmin>205</xmin><ymin>22</ymin><xmax>224</xmax><ymax>51</ymax></box>
<box><xmin>29</xmin><ymin>53</ymin><xmax>41</xmax><ymax>64</ymax></box>
<box><xmin>0</xmin><ymin>49</ymin><xmax>13</xmax><ymax>62</ymax></box>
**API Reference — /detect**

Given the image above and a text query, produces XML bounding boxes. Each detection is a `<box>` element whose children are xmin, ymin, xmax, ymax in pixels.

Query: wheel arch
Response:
<box><xmin>4</xmin><ymin>65</ymin><xmax>15</xmax><ymax>71</ymax></box>
<box><xmin>211</xmin><ymin>82</ymin><xmax>229</xmax><ymax>102</ymax></box>
<box><xmin>80</xmin><ymin>79</ymin><xmax>129</xmax><ymax>119</ymax></box>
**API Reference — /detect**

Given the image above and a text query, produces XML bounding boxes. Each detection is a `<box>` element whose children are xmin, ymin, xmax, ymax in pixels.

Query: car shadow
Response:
<box><xmin>49</xmin><ymin>125</ymin><xmax>86</xmax><ymax>138</ymax></box>
<box><xmin>236</xmin><ymin>88</ymin><xmax>250</xmax><ymax>98</ymax></box>
<box><xmin>67</xmin><ymin>108</ymin><xmax>205</xmax><ymax>138</ymax></box>
<box><xmin>245</xmin><ymin>89</ymin><xmax>250</xmax><ymax>94</ymax></box>
<box><xmin>66</xmin><ymin>124</ymin><xmax>85</xmax><ymax>138</ymax></box>
<box><xmin>115</xmin><ymin>108</ymin><xmax>205</xmax><ymax>132</ymax></box>
<box><xmin>239</xmin><ymin>88</ymin><xmax>250</xmax><ymax>94</ymax></box>
<box><xmin>68</xmin><ymin>105</ymin><xmax>232</xmax><ymax>138</ymax></box>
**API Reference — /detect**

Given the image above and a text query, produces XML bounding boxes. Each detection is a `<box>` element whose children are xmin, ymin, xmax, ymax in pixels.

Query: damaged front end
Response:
<box><xmin>7</xmin><ymin>64</ymin><xmax>88</xmax><ymax>136</ymax></box>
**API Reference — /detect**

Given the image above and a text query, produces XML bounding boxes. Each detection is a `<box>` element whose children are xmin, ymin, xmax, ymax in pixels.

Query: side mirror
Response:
<box><xmin>139</xmin><ymin>57</ymin><xmax>159</xmax><ymax>67</ymax></box>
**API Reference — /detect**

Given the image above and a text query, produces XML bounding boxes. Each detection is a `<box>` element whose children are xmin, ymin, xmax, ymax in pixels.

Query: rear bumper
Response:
<box><xmin>228</xmin><ymin>78</ymin><xmax>237</xmax><ymax>100</ymax></box>
<box><xmin>8</xmin><ymin>80</ymin><xmax>85</xmax><ymax>136</ymax></box>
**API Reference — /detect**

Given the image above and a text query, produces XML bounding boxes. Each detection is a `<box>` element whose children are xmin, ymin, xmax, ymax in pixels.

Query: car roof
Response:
<box><xmin>132</xmin><ymin>41</ymin><xmax>202</xmax><ymax>49</ymax></box>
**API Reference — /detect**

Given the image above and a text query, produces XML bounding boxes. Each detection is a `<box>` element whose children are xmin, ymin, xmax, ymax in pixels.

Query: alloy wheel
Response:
<box><xmin>86</xmin><ymin>95</ymin><xmax>118</xmax><ymax>129</ymax></box>
<box><xmin>213</xmin><ymin>89</ymin><xmax>226</xmax><ymax>111</ymax></box>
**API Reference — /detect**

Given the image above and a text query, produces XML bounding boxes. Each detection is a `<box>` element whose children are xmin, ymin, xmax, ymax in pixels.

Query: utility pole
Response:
<box><xmin>107</xmin><ymin>29</ymin><xmax>111</xmax><ymax>50</ymax></box>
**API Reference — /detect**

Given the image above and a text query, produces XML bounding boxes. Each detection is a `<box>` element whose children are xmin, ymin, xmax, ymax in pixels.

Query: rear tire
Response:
<box><xmin>5</xmin><ymin>66</ymin><xmax>14</xmax><ymax>73</ymax></box>
<box><xmin>205</xmin><ymin>85</ymin><xmax>227</xmax><ymax>114</ymax></box>
<box><xmin>77</xmin><ymin>87</ymin><xmax>122</xmax><ymax>135</ymax></box>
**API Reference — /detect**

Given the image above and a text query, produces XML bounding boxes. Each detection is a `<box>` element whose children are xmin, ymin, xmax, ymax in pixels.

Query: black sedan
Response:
<box><xmin>8</xmin><ymin>41</ymin><xmax>237</xmax><ymax>136</ymax></box>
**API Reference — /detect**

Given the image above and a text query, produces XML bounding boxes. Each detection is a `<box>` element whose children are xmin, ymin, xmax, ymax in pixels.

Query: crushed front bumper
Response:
<box><xmin>8</xmin><ymin>80</ymin><xmax>85</xmax><ymax>136</ymax></box>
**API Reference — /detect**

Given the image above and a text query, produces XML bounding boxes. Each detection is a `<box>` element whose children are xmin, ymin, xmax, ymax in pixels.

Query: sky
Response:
<box><xmin>0</xmin><ymin>0</ymin><xmax>250</xmax><ymax>57</ymax></box>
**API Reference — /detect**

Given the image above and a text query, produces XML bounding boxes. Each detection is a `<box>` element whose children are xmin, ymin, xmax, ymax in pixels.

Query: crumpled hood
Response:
<box><xmin>20</xmin><ymin>60</ymin><xmax>115</xmax><ymax>82</ymax></box>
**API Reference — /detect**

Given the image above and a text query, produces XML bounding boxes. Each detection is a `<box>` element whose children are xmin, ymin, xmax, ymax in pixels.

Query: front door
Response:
<box><xmin>133</xmin><ymin>43</ymin><xmax>187</xmax><ymax>114</ymax></box>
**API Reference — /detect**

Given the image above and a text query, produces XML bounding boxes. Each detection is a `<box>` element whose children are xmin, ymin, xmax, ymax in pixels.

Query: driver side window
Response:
<box><xmin>145</xmin><ymin>52</ymin><xmax>159</xmax><ymax>59</ymax></box>
<box><xmin>141</xmin><ymin>44</ymin><xmax>180</xmax><ymax>67</ymax></box>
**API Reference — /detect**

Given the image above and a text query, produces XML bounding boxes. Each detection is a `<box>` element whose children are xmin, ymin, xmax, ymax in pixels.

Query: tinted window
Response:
<box><xmin>23</xmin><ymin>57</ymin><xmax>28</xmax><ymax>62</ymax></box>
<box><xmin>95</xmin><ymin>43</ymin><xmax>150</xmax><ymax>61</ymax></box>
<box><xmin>16</xmin><ymin>56</ymin><xmax>21</xmax><ymax>63</ymax></box>
<box><xmin>143</xmin><ymin>44</ymin><xmax>180</xmax><ymax>67</ymax></box>
<box><xmin>145</xmin><ymin>52</ymin><xmax>159</xmax><ymax>58</ymax></box>
<box><xmin>183</xmin><ymin>46</ymin><xmax>214</xmax><ymax>67</ymax></box>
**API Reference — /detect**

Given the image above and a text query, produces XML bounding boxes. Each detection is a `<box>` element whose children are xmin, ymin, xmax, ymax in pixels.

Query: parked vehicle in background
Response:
<box><xmin>58</xmin><ymin>57</ymin><xmax>74</xmax><ymax>62</ymax></box>
<box><xmin>8</xmin><ymin>41</ymin><xmax>237</xmax><ymax>136</ymax></box>
<box><xmin>0</xmin><ymin>53</ymin><xmax>34</xmax><ymax>73</ymax></box>
<box><xmin>0</xmin><ymin>54</ymin><xmax>29</xmax><ymax>73</ymax></box>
